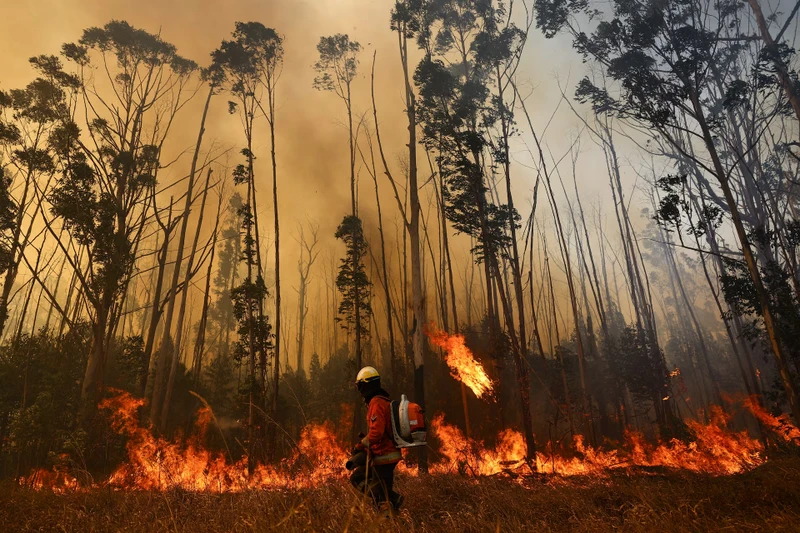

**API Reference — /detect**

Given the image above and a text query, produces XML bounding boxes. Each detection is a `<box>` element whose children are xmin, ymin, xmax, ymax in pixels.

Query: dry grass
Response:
<box><xmin>2</xmin><ymin>457</ymin><xmax>800</xmax><ymax>532</ymax></box>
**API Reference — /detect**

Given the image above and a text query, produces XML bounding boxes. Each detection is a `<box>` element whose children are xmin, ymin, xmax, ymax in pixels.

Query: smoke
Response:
<box><xmin>0</xmin><ymin>0</ymin><xmax>620</xmax><ymax>370</ymax></box>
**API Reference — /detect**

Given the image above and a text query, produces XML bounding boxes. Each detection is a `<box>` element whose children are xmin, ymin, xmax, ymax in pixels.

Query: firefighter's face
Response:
<box><xmin>356</xmin><ymin>379</ymin><xmax>378</xmax><ymax>397</ymax></box>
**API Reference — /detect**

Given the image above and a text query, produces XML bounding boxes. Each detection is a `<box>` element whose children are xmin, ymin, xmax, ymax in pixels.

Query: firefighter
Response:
<box><xmin>351</xmin><ymin>366</ymin><xmax>404</xmax><ymax>515</ymax></box>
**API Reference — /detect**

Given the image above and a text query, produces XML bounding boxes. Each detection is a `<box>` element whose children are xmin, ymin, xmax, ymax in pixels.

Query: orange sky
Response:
<box><xmin>0</xmin><ymin>0</ymin><xmax>612</xmax><ymax>363</ymax></box>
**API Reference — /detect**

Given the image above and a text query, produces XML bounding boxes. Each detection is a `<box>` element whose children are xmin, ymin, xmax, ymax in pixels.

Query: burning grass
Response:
<box><xmin>10</xmin><ymin>389</ymin><xmax>800</xmax><ymax>532</ymax></box>
<box><xmin>428</xmin><ymin>405</ymin><xmax>770</xmax><ymax>477</ymax></box>
<box><xmin>3</xmin><ymin>457</ymin><xmax>800</xmax><ymax>532</ymax></box>
<box><xmin>18</xmin><ymin>390</ymin><xmax>800</xmax><ymax>493</ymax></box>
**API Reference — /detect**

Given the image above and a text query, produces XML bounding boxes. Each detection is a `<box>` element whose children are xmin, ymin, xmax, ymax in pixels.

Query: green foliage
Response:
<box><xmin>72</xmin><ymin>20</ymin><xmax>197</xmax><ymax>73</ymax></box>
<box><xmin>0</xmin><ymin>326</ymin><xmax>90</xmax><ymax>476</ymax></box>
<box><xmin>391</xmin><ymin>0</ymin><xmax>425</xmax><ymax>38</ymax></box>
<box><xmin>202</xmin><ymin>353</ymin><xmax>237</xmax><ymax>417</ymax></box>
<box><xmin>212</xmin><ymin>21</ymin><xmax>283</xmax><ymax>102</ymax></box>
<box><xmin>0</xmin><ymin>168</ymin><xmax>17</xmax><ymax>274</ymax></box>
<box><xmin>106</xmin><ymin>336</ymin><xmax>146</xmax><ymax>393</ymax></box>
<box><xmin>300</xmin><ymin>346</ymin><xmax>358</xmax><ymax>440</ymax></box>
<box><xmin>230</xmin><ymin>276</ymin><xmax>273</xmax><ymax>369</ymax></box>
<box><xmin>413</xmin><ymin>0</ymin><xmax>521</xmax><ymax>264</ymax></box>
<box><xmin>312</xmin><ymin>34</ymin><xmax>361</xmax><ymax>96</ymax></box>
<box><xmin>334</xmin><ymin>215</ymin><xmax>372</xmax><ymax>337</ymax></box>
<box><xmin>49</xmin><ymin>21</ymin><xmax>198</xmax><ymax>370</ymax></box>
<box><xmin>613</xmin><ymin>326</ymin><xmax>670</xmax><ymax>406</ymax></box>
<box><xmin>721</xmin><ymin>255</ymin><xmax>800</xmax><ymax>382</ymax></box>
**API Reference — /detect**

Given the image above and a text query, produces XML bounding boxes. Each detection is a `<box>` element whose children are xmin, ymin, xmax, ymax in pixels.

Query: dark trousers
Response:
<box><xmin>372</xmin><ymin>463</ymin><xmax>399</xmax><ymax>506</ymax></box>
<box><xmin>350</xmin><ymin>462</ymin><xmax>401</xmax><ymax>509</ymax></box>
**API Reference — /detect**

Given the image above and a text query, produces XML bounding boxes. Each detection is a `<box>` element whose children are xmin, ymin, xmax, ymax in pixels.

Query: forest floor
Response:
<box><xmin>2</xmin><ymin>457</ymin><xmax>800</xmax><ymax>532</ymax></box>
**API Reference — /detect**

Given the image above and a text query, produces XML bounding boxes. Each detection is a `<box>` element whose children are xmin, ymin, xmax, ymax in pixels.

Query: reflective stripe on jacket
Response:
<box><xmin>359</xmin><ymin>394</ymin><xmax>402</xmax><ymax>465</ymax></box>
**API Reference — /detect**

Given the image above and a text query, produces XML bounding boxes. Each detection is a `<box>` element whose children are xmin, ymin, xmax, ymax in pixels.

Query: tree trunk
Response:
<box><xmin>269</xmin><ymin>80</ymin><xmax>282</xmax><ymax>449</ymax></box>
<box><xmin>160</xmin><ymin>168</ymin><xmax>213</xmax><ymax>432</ymax></box>
<box><xmin>399</xmin><ymin>31</ymin><xmax>428</xmax><ymax>472</ymax></box>
<box><xmin>689</xmin><ymin>87</ymin><xmax>800</xmax><ymax>423</ymax></box>
<box><xmin>140</xmin><ymin>205</ymin><xmax>173</xmax><ymax>395</ymax></box>
<box><xmin>746</xmin><ymin>0</ymin><xmax>800</xmax><ymax>127</ymax></box>
<box><xmin>370</xmin><ymin>147</ymin><xmax>398</xmax><ymax>387</ymax></box>
<box><xmin>0</xmin><ymin>164</ymin><xmax>36</xmax><ymax>337</ymax></box>
<box><xmin>192</xmin><ymin>193</ymin><xmax>223</xmax><ymax>384</ymax></box>
<box><xmin>151</xmin><ymin>86</ymin><xmax>213</xmax><ymax>426</ymax></box>
<box><xmin>521</xmin><ymin>95</ymin><xmax>594</xmax><ymax>445</ymax></box>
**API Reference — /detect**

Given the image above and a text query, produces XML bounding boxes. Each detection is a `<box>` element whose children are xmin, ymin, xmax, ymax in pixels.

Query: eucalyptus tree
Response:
<box><xmin>158</xmin><ymin>167</ymin><xmax>216</xmax><ymax>432</ymax></box>
<box><xmin>45</xmin><ymin>21</ymin><xmax>197</xmax><ymax>413</ymax></box>
<box><xmin>313</xmin><ymin>34</ymin><xmax>371</xmax><ymax>438</ymax></box>
<box><xmin>0</xmin><ymin>56</ymin><xmax>77</xmax><ymax>337</ymax></box>
<box><xmin>138</xmin><ymin>192</ymin><xmax>177</xmax><ymax>396</ymax></box>
<box><xmin>745</xmin><ymin>0</ymin><xmax>800</xmax><ymax>127</ymax></box>
<box><xmin>388</xmin><ymin>1</ymin><xmax>431</xmax><ymax>461</ymax></box>
<box><xmin>149</xmin><ymin>63</ymin><xmax>222</xmax><ymax>426</ymax></box>
<box><xmin>536</xmin><ymin>0</ymin><xmax>800</xmax><ymax>422</ymax></box>
<box><xmin>243</xmin><ymin>22</ymin><xmax>285</xmax><ymax>443</ymax></box>
<box><xmin>412</xmin><ymin>0</ymin><xmax>537</xmax><ymax>461</ymax></box>
<box><xmin>213</xmin><ymin>22</ymin><xmax>283</xmax><ymax>467</ymax></box>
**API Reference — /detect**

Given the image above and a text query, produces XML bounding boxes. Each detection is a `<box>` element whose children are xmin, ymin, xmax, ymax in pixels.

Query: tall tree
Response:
<box><xmin>313</xmin><ymin>34</ymin><xmax>370</xmax><ymax>440</ymax></box>
<box><xmin>50</xmin><ymin>21</ymin><xmax>197</xmax><ymax>415</ymax></box>
<box><xmin>0</xmin><ymin>56</ymin><xmax>75</xmax><ymax>337</ymax></box>
<box><xmin>150</xmin><ymin>64</ymin><xmax>219</xmax><ymax>426</ymax></box>
<box><xmin>213</xmin><ymin>22</ymin><xmax>283</xmax><ymax>469</ymax></box>
<box><xmin>413</xmin><ymin>0</ymin><xmax>537</xmax><ymax>462</ymax></box>
<box><xmin>537</xmin><ymin>0</ymin><xmax>800</xmax><ymax>422</ymax></box>
<box><xmin>391</xmin><ymin>0</ymin><xmax>430</xmax><ymax>468</ymax></box>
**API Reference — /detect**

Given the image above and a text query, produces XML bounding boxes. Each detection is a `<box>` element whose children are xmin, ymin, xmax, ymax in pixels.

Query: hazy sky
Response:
<box><xmin>0</xmin><ymin>0</ymin><xmax>623</xmax><ymax>358</ymax></box>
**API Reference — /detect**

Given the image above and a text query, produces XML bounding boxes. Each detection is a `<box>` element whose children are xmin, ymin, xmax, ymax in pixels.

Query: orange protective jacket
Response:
<box><xmin>357</xmin><ymin>394</ymin><xmax>402</xmax><ymax>465</ymax></box>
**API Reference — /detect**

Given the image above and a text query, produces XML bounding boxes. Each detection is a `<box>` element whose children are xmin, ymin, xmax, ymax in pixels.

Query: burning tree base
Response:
<box><xmin>20</xmin><ymin>391</ymin><xmax>800</xmax><ymax>493</ymax></box>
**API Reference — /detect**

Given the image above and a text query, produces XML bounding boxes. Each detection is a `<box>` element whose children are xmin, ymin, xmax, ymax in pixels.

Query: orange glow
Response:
<box><xmin>21</xmin><ymin>389</ymin><xmax>348</xmax><ymax>493</ymax></box>
<box><xmin>429</xmin><ymin>406</ymin><xmax>765</xmax><ymax>478</ymax></box>
<box><xmin>24</xmin><ymin>392</ymin><xmax>798</xmax><ymax>492</ymax></box>
<box><xmin>426</xmin><ymin>325</ymin><xmax>494</xmax><ymax>399</ymax></box>
<box><xmin>22</xmin><ymin>468</ymin><xmax>82</xmax><ymax>493</ymax></box>
<box><xmin>743</xmin><ymin>396</ymin><xmax>800</xmax><ymax>444</ymax></box>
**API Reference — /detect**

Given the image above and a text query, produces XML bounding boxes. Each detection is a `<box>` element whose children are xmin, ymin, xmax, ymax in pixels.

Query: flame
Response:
<box><xmin>21</xmin><ymin>389</ymin><xmax>348</xmax><ymax>493</ymax></box>
<box><xmin>742</xmin><ymin>396</ymin><xmax>800</xmax><ymax>444</ymax></box>
<box><xmin>22</xmin><ymin>392</ymin><xmax>799</xmax><ymax>492</ymax></box>
<box><xmin>22</xmin><ymin>468</ymin><xmax>82</xmax><ymax>493</ymax></box>
<box><xmin>429</xmin><ymin>405</ymin><xmax>766</xmax><ymax>478</ymax></box>
<box><xmin>426</xmin><ymin>325</ymin><xmax>494</xmax><ymax>398</ymax></box>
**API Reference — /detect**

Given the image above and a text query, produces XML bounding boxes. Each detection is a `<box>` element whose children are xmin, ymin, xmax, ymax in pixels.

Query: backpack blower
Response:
<box><xmin>389</xmin><ymin>394</ymin><xmax>427</xmax><ymax>448</ymax></box>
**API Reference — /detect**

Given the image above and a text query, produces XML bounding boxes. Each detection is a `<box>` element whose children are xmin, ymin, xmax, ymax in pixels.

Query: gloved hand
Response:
<box><xmin>352</xmin><ymin>432</ymin><xmax>367</xmax><ymax>455</ymax></box>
